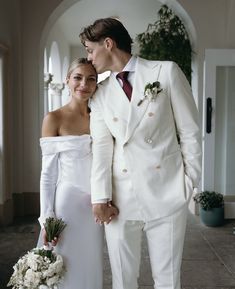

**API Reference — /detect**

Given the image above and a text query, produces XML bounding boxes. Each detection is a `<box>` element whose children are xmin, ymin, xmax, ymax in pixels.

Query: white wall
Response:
<box><xmin>70</xmin><ymin>46</ymin><xmax>87</xmax><ymax>62</ymax></box>
<box><xmin>20</xmin><ymin>0</ymin><xmax>63</xmax><ymax>194</ymax></box>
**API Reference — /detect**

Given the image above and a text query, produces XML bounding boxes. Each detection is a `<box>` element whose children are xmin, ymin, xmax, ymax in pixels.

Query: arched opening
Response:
<box><xmin>39</xmin><ymin>0</ymin><xmax>198</xmax><ymax>119</ymax></box>
<box><xmin>47</xmin><ymin>41</ymin><xmax>63</xmax><ymax>111</ymax></box>
<box><xmin>62</xmin><ymin>56</ymin><xmax>70</xmax><ymax>106</ymax></box>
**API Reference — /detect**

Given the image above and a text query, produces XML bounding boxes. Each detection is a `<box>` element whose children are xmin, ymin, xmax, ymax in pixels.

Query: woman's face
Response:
<box><xmin>67</xmin><ymin>64</ymin><xmax>97</xmax><ymax>101</ymax></box>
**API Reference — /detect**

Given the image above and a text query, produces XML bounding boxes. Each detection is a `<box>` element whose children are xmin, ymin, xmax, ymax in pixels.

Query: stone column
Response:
<box><xmin>44</xmin><ymin>73</ymin><xmax>53</xmax><ymax>114</ymax></box>
<box><xmin>49</xmin><ymin>83</ymin><xmax>65</xmax><ymax>111</ymax></box>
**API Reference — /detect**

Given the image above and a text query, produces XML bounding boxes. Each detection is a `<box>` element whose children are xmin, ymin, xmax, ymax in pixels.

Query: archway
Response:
<box><xmin>39</xmin><ymin>0</ymin><xmax>198</xmax><ymax>121</ymax></box>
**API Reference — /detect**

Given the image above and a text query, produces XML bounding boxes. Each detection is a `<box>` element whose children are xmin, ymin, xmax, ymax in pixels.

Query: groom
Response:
<box><xmin>80</xmin><ymin>18</ymin><xmax>201</xmax><ymax>289</ymax></box>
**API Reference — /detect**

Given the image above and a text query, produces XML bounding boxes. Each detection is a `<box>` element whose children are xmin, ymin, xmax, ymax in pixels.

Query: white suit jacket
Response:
<box><xmin>90</xmin><ymin>57</ymin><xmax>201</xmax><ymax>221</ymax></box>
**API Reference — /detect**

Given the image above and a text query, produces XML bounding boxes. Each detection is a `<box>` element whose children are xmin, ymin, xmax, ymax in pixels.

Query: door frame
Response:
<box><xmin>202</xmin><ymin>49</ymin><xmax>235</xmax><ymax>191</ymax></box>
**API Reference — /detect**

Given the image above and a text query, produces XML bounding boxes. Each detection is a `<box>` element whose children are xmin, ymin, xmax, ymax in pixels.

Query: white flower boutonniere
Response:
<box><xmin>137</xmin><ymin>81</ymin><xmax>163</xmax><ymax>106</ymax></box>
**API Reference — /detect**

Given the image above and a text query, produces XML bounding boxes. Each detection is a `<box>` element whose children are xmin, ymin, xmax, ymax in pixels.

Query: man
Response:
<box><xmin>80</xmin><ymin>18</ymin><xmax>201</xmax><ymax>289</ymax></box>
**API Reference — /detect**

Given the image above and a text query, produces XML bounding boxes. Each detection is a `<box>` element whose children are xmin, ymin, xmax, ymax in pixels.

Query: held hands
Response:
<box><xmin>93</xmin><ymin>201</ymin><xmax>119</xmax><ymax>225</ymax></box>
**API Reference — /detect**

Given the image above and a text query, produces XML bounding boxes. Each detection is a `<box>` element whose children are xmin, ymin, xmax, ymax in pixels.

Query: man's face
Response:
<box><xmin>85</xmin><ymin>40</ymin><xmax>111</xmax><ymax>74</ymax></box>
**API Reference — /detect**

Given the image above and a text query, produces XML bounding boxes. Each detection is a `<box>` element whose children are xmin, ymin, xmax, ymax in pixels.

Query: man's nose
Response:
<box><xmin>87</xmin><ymin>55</ymin><xmax>92</xmax><ymax>61</ymax></box>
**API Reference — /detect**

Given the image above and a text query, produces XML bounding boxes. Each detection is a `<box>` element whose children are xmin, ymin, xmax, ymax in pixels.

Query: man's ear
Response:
<box><xmin>104</xmin><ymin>37</ymin><xmax>115</xmax><ymax>50</ymax></box>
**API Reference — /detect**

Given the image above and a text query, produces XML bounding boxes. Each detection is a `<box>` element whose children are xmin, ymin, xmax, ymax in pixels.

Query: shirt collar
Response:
<box><xmin>122</xmin><ymin>55</ymin><xmax>137</xmax><ymax>72</ymax></box>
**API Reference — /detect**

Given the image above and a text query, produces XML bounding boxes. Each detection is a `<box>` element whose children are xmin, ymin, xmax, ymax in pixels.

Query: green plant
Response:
<box><xmin>136</xmin><ymin>4</ymin><xmax>192</xmax><ymax>84</ymax></box>
<box><xmin>193</xmin><ymin>191</ymin><xmax>224</xmax><ymax>211</ymax></box>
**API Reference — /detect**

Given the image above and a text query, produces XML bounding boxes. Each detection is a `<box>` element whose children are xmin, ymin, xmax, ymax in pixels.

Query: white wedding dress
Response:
<box><xmin>38</xmin><ymin>135</ymin><xmax>103</xmax><ymax>289</ymax></box>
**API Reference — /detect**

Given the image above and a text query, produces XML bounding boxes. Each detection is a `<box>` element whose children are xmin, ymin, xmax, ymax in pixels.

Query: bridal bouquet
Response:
<box><xmin>7</xmin><ymin>217</ymin><xmax>67</xmax><ymax>289</ymax></box>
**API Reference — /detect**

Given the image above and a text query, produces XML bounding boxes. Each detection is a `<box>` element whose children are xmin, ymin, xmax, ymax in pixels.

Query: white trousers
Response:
<box><xmin>105</xmin><ymin>205</ymin><xmax>188</xmax><ymax>289</ymax></box>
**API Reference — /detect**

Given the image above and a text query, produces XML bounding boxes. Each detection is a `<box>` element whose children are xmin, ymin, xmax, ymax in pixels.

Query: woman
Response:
<box><xmin>38</xmin><ymin>58</ymin><xmax>104</xmax><ymax>289</ymax></box>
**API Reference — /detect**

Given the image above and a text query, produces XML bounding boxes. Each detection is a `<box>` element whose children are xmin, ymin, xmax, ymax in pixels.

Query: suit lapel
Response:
<box><xmin>124</xmin><ymin>58</ymin><xmax>161</xmax><ymax>142</ymax></box>
<box><xmin>99</xmin><ymin>74</ymin><xmax>130</xmax><ymax>141</ymax></box>
<box><xmin>107</xmin><ymin>73</ymin><xmax>130</xmax><ymax>119</ymax></box>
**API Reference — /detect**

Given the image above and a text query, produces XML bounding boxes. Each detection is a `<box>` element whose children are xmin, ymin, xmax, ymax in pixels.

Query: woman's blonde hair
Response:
<box><xmin>66</xmin><ymin>58</ymin><xmax>97</xmax><ymax>80</ymax></box>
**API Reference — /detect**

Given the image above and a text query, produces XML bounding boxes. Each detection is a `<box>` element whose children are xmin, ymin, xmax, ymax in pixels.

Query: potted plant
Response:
<box><xmin>193</xmin><ymin>191</ymin><xmax>224</xmax><ymax>227</ymax></box>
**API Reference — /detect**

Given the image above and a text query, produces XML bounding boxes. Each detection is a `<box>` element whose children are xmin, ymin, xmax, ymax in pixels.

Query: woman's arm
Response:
<box><xmin>39</xmin><ymin>112</ymin><xmax>60</xmax><ymax>245</ymax></box>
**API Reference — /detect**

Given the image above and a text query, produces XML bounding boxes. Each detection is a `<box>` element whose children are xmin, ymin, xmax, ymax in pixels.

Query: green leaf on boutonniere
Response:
<box><xmin>138</xmin><ymin>81</ymin><xmax>162</xmax><ymax>106</ymax></box>
<box><xmin>145</xmin><ymin>81</ymin><xmax>160</xmax><ymax>91</ymax></box>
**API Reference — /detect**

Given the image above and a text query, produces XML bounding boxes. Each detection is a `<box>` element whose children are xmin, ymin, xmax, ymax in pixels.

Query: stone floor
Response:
<box><xmin>1</xmin><ymin>212</ymin><xmax>235</xmax><ymax>289</ymax></box>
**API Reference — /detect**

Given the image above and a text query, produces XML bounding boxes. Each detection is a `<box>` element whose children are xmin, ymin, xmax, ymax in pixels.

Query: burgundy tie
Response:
<box><xmin>116</xmin><ymin>71</ymin><xmax>132</xmax><ymax>101</ymax></box>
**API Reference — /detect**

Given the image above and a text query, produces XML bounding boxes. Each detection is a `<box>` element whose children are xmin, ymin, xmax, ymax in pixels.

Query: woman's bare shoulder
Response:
<box><xmin>41</xmin><ymin>109</ymin><xmax>63</xmax><ymax>137</ymax></box>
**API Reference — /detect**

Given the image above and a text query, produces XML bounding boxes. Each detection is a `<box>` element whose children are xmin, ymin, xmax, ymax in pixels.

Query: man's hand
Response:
<box><xmin>93</xmin><ymin>202</ymin><xmax>119</xmax><ymax>225</ymax></box>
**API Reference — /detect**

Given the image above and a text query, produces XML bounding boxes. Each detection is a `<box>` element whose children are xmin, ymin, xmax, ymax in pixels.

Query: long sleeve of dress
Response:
<box><xmin>38</xmin><ymin>139</ymin><xmax>59</xmax><ymax>227</ymax></box>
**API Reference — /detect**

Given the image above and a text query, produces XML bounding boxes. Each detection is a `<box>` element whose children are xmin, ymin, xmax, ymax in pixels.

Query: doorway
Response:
<box><xmin>202</xmin><ymin>49</ymin><xmax>235</xmax><ymax>196</ymax></box>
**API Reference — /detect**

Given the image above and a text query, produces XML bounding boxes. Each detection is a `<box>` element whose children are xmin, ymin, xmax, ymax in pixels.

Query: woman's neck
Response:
<box><xmin>67</xmin><ymin>99</ymin><xmax>89</xmax><ymax>116</ymax></box>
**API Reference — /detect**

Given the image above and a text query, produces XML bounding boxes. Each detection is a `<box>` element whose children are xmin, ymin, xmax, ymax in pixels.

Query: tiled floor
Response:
<box><xmin>1</xmin><ymin>212</ymin><xmax>235</xmax><ymax>289</ymax></box>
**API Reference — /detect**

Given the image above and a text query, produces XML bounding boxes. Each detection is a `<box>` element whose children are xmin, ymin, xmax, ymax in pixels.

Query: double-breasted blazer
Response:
<box><xmin>90</xmin><ymin>57</ymin><xmax>201</xmax><ymax>221</ymax></box>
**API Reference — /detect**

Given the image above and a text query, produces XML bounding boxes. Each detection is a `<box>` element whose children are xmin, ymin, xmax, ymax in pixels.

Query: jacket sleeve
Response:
<box><xmin>168</xmin><ymin>62</ymin><xmax>202</xmax><ymax>188</ymax></box>
<box><xmin>90</xmin><ymin>94</ymin><xmax>114</xmax><ymax>203</ymax></box>
<box><xmin>38</xmin><ymin>152</ymin><xmax>59</xmax><ymax>227</ymax></box>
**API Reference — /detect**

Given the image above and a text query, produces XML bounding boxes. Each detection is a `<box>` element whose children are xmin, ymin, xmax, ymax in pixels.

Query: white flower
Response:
<box><xmin>39</xmin><ymin>285</ymin><xmax>49</xmax><ymax>289</ymax></box>
<box><xmin>7</xmin><ymin>247</ymin><xmax>65</xmax><ymax>289</ymax></box>
<box><xmin>24</xmin><ymin>268</ymin><xmax>42</xmax><ymax>288</ymax></box>
<box><xmin>50</xmin><ymin>255</ymin><xmax>64</xmax><ymax>274</ymax></box>
<box><xmin>144</xmin><ymin>81</ymin><xmax>162</xmax><ymax>101</ymax></box>
<box><xmin>27</xmin><ymin>252</ymin><xmax>41</xmax><ymax>271</ymax></box>
<box><xmin>46</xmin><ymin>274</ymin><xmax>60</xmax><ymax>287</ymax></box>
<box><xmin>137</xmin><ymin>81</ymin><xmax>162</xmax><ymax>106</ymax></box>
<box><xmin>8</xmin><ymin>218</ymin><xmax>66</xmax><ymax>289</ymax></box>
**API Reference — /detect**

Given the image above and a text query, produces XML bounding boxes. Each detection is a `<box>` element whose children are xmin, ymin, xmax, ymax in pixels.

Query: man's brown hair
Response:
<box><xmin>80</xmin><ymin>18</ymin><xmax>133</xmax><ymax>54</ymax></box>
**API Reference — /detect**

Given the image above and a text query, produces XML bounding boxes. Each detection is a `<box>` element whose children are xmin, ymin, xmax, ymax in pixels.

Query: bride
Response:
<box><xmin>38</xmin><ymin>58</ymin><xmax>117</xmax><ymax>289</ymax></box>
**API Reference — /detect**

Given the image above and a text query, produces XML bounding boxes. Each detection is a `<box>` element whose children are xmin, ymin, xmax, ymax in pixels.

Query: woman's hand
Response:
<box><xmin>42</xmin><ymin>228</ymin><xmax>58</xmax><ymax>246</ymax></box>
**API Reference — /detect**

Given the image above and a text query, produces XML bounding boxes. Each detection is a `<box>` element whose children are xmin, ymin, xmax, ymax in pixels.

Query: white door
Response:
<box><xmin>202</xmin><ymin>49</ymin><xmax>235</xmax><ymax>196</ymax></box>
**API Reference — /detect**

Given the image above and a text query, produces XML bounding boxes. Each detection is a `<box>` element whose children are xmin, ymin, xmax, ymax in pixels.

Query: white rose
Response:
<box><xmin>27</xmin><ymin>253</ymin><xmax>40</xmax><ymax>271</ymax></box>
<box><xmin>145</xmin><ymin>88</ymin><xmax>151</xmax><ymax>97</ymax></box>
<box><xmin>24</xmin><ymin>268</ymin><xmax>41</xmax><ymax>288</ymax></box>
<box><xmin>46</xmin><ymin>275</ymin><xmax>60</xmax><ymax>286</ymax></box>
<box><xmin>39</xmin><ymin>285</ymin><xmax>49</xmax><ymax>289</ymax></box>
<box><xmin>152</xmin><ymin>86</ymin><xmax>158</xmax><ymax>94</ymax></box>
<box><xmin>44</xmin><ymin>255</ymin><xmax>64</xmax><ymax>277</ymax></box>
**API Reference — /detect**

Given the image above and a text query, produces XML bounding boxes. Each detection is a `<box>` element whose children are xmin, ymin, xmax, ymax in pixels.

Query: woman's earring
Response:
<box><xmin>68</xmin><ymin>88</ymin><xmax>71</xmax><ymax>97</ymax></box>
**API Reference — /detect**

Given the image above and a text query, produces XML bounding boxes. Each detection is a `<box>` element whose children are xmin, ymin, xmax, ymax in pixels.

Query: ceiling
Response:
<box><xmin>55</xmin><ymin>0</ymin><xmax>162</xmax><ymax>46</ymax></box>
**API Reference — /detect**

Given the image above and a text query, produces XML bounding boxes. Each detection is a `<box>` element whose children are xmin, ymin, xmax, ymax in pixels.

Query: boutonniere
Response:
<box><xmin>137</xmin><ymin>81</ymin><xmax>162</xmax><ymax>106</ymax></box>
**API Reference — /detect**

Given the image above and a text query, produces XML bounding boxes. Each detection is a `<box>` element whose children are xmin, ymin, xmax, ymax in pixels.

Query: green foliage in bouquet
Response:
<box><xmin>136</xmin><ymin>4</ymin><xmax>193</xmax><ymax>84</ymax></box>
<box><xmin>193</xmin><ymin>191</ymin><xmax>224</xmax><ymax>211</ymax></box>
<box><xmin>35</xmin><ymin>246</ymin><xmax>55</xmax><ymax>260</ymax></box>
<box><xmin>44</xmin><ymin>217</ymin><xmax>67</xmax><ymax>242</ymax></box>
